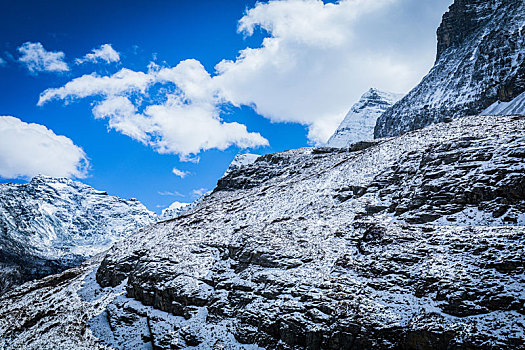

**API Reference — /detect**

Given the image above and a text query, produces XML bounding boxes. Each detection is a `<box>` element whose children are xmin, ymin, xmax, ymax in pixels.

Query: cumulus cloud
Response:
<box><xmin>0</xmin><ymin>116</ymin><xmax>88</xmax><ymax>179</ymax></box>
<box><xmin>213</xmin><ymin>0</ymin><xmax>450</xmax><ymax>143</ymax></box>
<box><xmin>172</xmin><ymin>167</ymin><xmax>189</xmax><ymax>178</ymax></box>
<box><xmin>76</xmin><ymin>44</ymin><xmax>120</xmax><ymax>64</ymax></box>
<box><xmin>18</xmin><ymin>42</ymin><xmax>69</xmax><ymax>74</ymax></box>
<box><xmin>39</xmin><ymin>60</ymin><xmax>268</xmax><ymax>160</ymax></box>
<box><xmin>38</xmin><ymin>0</ymin><xmax>450</xmax><ymax>151</ymax></box>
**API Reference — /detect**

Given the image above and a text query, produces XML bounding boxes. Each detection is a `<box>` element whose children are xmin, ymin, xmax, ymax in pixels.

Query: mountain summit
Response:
<box><xmin>326</xmin><ymin>88</ymin><xmax>402</xmax><ymax>148</ymax></box>
<box><xmin>375</xmin><ymin>0</ymin><xmax>525</xmax><ymax>138</ymax></box>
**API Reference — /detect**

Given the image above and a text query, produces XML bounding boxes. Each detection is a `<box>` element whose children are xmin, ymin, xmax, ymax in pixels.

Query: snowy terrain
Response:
<box><xmin>1</xmin><ymin>115</ymin><xmax>524</xmax><ymax>349</ymax></box>
<box><xmin>327</xmin><ymin>89</ymin><xmax>402</xmax><ymax>147</ymax></box>
<box><xmin>482</xmin><ymin>91</ymin><xmax>525</xmax><ymax>115</ymax></box>
<box><xmin>0</xmin><ymin>175</ymin><xmax>156</xmax><ymax>292</ymax></box>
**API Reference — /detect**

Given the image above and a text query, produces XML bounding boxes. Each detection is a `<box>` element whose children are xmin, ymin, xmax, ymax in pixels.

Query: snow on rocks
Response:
<box><xmin>2</xmin><ymin>115</ymin><xmax>523</xmax><ymax>349</ymax></box>
<box><xmin>0</xmin><ymin>175</ymin><xmax>156</xmax><ymax>292</ymax></box>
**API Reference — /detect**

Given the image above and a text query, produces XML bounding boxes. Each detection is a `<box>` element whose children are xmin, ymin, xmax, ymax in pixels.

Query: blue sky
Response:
<box><xmin>0</xmin><ymin>0</ymin><xmax>452</xmax><ymax>212</ymax></box>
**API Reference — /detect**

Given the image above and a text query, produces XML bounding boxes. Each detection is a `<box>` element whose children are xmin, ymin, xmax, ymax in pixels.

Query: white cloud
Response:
<box><xmin>172</xmin><ymin>167</ymin><xmax>189</xmax><ymax>178</ymax></box>
<box><xmin>0</xmin><ymin>57</ymin><xmax>5</xmax><ymax>66</ymax></box>
<box><xmin>18</xmin><ymin>42</ymin><xmax>69</xmax><ymax>74</ymax></box>
<box><xmin>38</xmin><ymin>0</ymin><xmax>450</xmax><ymax>152</ymax></box>
<box><xmin>212</xmin><ymin>0</ymin><xmax>447</xmax><ymax>143</ymax></box>
<box><xmin>76</xmin><ymin>44</ymin><xmax>120</xmax><ymax>64</ymax></box>
<box><xmin>38</xmin><ymin>68</ymin><xmax>154</xmax><ymax>105</ymax></box>
<box><xmin>39</xmin><ymin>60</ymin><xmax>268</xmax><ymax>160</ymax></box>
<box><xmin>0</xmin><ymin>116</ymin><xmax>88</xmax><ymax>179</ymax></box>
<box><xmin>191</xmin><ymin>188</ymin><xmax>207</xmax><ymax>197</ymax></box>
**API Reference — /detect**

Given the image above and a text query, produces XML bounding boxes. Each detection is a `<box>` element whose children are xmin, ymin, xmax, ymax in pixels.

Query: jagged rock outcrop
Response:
<box><xmin>0</xmin><ymin>175</ymin><xmax>156</xmax><ymax>293</ymax></box>
<box><xmin>1</xmin><ymin>115</ymin><xmax>524</xmax><ymax>349</ymax></box>
<box><xmin>327</xmin><ymin>89</ymin><xmax>402</xmax><ymax>147</ymax></box>
<box><xmin>375</xmin><ymin>0</ymin><xmax>525</xmax><ymax>138</ymax></box>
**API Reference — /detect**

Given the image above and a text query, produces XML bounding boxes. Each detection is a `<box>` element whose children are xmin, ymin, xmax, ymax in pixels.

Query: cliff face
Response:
<box><xmin>2</xmin><ymin>115</ymin><xmax>524</xmax><ymax>349</ymax></box>
<box><xmin>0</xmin><ymin>175</ymin><xmax>156</xmax><ymax>293</ymax></box>
<box><xmin>375</xmin><ymin>0</ymin><xmax>525</xmax><ymax>138</ymax></box>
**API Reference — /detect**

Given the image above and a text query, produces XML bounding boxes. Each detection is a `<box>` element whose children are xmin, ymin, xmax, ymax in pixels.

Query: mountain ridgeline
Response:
<box><xmin>327</xmin><ymin>89</ymin><xmax>402</xmax><ymax>147</ymax></box>
<box><xmin>0</xmin><ymin>0</ymin><xmax>525</xmax><ymax>349</ymax></box>
<box><xmin>375</xmin><ymin>0</ymin><xmax>525</xmax><ymax>138</ymax></box>
<box><xmin>0</xmin><ymin>175</ymin><xmax>156</xmax><ymax>293</ymax></box>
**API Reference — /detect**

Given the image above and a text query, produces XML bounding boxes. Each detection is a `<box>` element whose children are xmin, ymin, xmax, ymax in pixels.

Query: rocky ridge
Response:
<box><xmin>375</xmin><ymin>0</ymin><xmax>525</xmax><ymax>138</ymax></box>
<box><xmin>1</xmin><ymin>115</ymin><xmax>524</xmax><ymax>349</ymax></box>
<box><xmin>0</xmin><ymin>175</ymin><xmax>156</xmax><ymax>293</ymax></box>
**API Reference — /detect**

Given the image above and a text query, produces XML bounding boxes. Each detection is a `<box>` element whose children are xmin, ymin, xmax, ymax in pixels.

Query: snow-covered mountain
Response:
<box><xmin>2</xmin><ymin>115</ymin><xmax>525</xmax><ymax>349</ymax></box>
<box><xmin>375</xmin><ymin>0</ymin><xmax>525</xmax><ymax>138</ymax></box>
<box><xmin>327</xmin><ymin>88</ymin><xmax>402</xmax><ymax>147</ymax></box>
<box><xmin>224</xmin><ymin>153</ymin><xmax>260</xmax><ymax>175</ymax></box>
<box><xmin>159</xmin><ymin>201</ymin><xmax>192</xmax><ymax>221</ymax></box>
<box><xmin>1</xmin><ymin>1</ymin><xmax>525</xmax><ymax>348</ymax></box>
<box><xmin>482</xmin><ymin>91</ymin><xmax>525</xmax><ymax>115</ymax></box>
<box><xmin>0</xmin><ymin>175</ymin><xmax>156</xmax><ymax>292</ymax></box>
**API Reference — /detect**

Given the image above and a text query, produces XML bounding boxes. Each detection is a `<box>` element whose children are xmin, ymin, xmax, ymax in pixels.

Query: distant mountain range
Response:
<box><xmin>0</xmin><ymin>175</ymin><xmax>156</xmax><ymax>292</ymax></box>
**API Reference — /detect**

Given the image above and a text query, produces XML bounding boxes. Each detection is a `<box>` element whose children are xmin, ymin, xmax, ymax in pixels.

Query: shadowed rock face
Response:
<box><xmin>375</xmin><ymin>0</ymin><xmax>525</xmax><ymax>138</ymax></box>
<box><xmin>0</xmin><ymin>116</ymin><xmax>524</xmax><ymax>349</ymax></box>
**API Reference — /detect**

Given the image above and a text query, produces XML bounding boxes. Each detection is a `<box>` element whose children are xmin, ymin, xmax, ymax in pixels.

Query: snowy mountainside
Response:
<box><xmin>160</xmin><ymin>201</ymin><xmax>192</xmax><ymax>221</ymax></box>
<box><xmin>0</xmin><ymin>175</ymin><xmax>156</xmax><ymax>292</ymax></box>
<box><xmin>224</xmin><ymin>153</ymin><xmax>261</xmax><ymax>176</ymax></box>
<box><xmin>327</xmin><ymin>88</ymin><xmax>402</xmax><ymax>147</ymax></box>
<box><xmin>482</xmin><ymin>91</ymin><xmax>525</xmax><ymax>115</ymax></box>
<box><xmin>159</xmin><ymin>154</ymin><xmax>260</xmax><ymax>221</ymax></box>
<box><xmin>1</xmin><ymin>115</ymin><xmax>524</xmax><ymax>349</ymax></box>
<box><xmin>375</xmin><ymin>0</ymin><xmax>525</xmax><ymax>138</ymax></box>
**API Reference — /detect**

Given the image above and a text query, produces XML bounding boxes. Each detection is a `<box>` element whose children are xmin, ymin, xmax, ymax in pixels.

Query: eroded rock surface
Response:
<box><xmin>1</xmin><ymin>116</ymin><xmax>524</xmax><ymax>349</ymax></box>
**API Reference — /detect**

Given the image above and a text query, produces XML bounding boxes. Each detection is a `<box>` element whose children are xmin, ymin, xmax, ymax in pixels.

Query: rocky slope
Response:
<box><xmin>375</xmin><ymin>0</ymin><xmax>525</xmax><ymax>138</ymax></box>
<box><xmin>0</xmin><ymin>175</ymin><xmax>156</xmax><ymax>293</ymax></box>
<box><xmin>1</xmin><ymin>115</ymin><xmax>524</xmax><ymax>349</ymax></box>
<box><xmin>327</xmin><ymin>89</ymin><xmax>402</xmax><ymax>147</ymax></box>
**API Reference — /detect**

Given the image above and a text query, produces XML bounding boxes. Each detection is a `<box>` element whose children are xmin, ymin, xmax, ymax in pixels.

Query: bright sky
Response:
<box><xmin>0</xmin><ymin>0</ymin><xmax>452</xmax><ymax>212</ymax></box>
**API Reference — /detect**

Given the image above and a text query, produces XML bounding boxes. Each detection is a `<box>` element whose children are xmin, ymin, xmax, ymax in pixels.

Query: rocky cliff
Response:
<box><xmin>327</xmin><ymin>89</ymin><xmax>402</xmax><ymax>148</ymax></box>
<box><xmin>1</xmin><ymin>115</ymin><xmax>524</xmax><ymax>349</ymax></box>
<box><xmin>0</xmin><ymin>175</ymin><xmax>156</xmax><ymax>293</ymax></box>
<box><xmin>375</xmin><ymin>0</ymin><xmax>525</xmax><ymax>138</ymax></box>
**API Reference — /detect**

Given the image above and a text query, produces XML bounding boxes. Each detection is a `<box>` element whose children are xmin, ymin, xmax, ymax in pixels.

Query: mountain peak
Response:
<box><xmin>326</xmin><ymin>88</ymin><xmax>403</xmax><ymax>147</ymax></box>
<box><xmin>375</xmin><ymin>0</ymin><xmax>525</xmax><ymax>138</ymax></box>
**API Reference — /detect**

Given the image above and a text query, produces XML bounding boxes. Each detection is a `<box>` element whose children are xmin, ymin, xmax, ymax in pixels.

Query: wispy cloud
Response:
<box><xmin>0</xmin><ymin>116</ymin><xmax>88</xmax><ymax>179</ymax></box>
<box><xmin>191</xmin><ymin>188</ymin><xmax>207</xmax><ymax>197</ymax></box>
<box><xmin>172</xmin><ymin>167</ymin><xmax>190</xmax><ymax>178</ymax></box>
<box><xmin>18</xmin><ymin>42</ymin><xmax>69</xmax><ymax>74</ymax></box>
<box><xmin>0</xmin><ymin>57</ymin><xmax>5</xmax><ymax>67</ymax></box>
<box><xmin>76</xmin><ymin>44</ymin><xmax>120</xmax><ymax>64</ymax></box>
<box><xmin>158</xmin><ymin>190</ymin><xmax>184</xmax><ymax>197</ymax></box>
